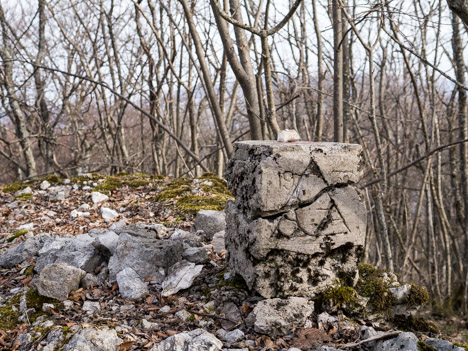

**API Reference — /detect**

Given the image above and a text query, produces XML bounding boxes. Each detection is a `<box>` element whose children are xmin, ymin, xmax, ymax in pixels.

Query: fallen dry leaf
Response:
<box><xmin>117</xmin><ymin>341</ymin><xmax>134</xmax><ymax>351</ymax></box>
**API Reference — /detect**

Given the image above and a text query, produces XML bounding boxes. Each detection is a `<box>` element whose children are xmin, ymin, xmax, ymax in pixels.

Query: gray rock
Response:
<box><xmin>18</xmin><ymin>332</ymin><xmax>33</xmax><ymax>350</ymax></box>
<box><xmin>42</xmin><ymin>328</ymin><xmax>65</xmax><ymax>351</ymax></box>
<box><xmin>80</xmin><ymin>273</ymin><xmax>102</xmax><ymax>288</ymax></box>
<box><xmin>48</xmin><ymin>185</ymin><xmax>71</xmax><ymax>201</ymax></box>
<box><xmin>175</xmin><ymin>309</ymin><xmax>193</xmax><ymax>322</ymax></box>
<box><xmin>70</xmin><ymin>210</ymin><xmax>90</xmax><ymax>218</ymax></box>
<box><xmin>211</xmin><ymin>231</ymin><xmax>226</xmax><ymax>253</ymax></box>
<box><xmin>42</xmin><ymin>303</ymin><xmax>55</xmax><ymax>312</ymax></box>
<box><xmin>101</xmin><ymin>207</ymin><xmax>119</xmax><ymax>221</ymax></box>
<box><xmin>149</xmin><ymin>329</ymin><xmax>223</xmax><ymax>351</ymax></box>
<box><xmin>82</xmin><ymin>301</ymin><xmax>101</xmax><ymax>314</ymax></box>
<box><xmin>35</xmin><ymin>234</ymin><xmax>103</xmax><ymax>273</ymax></box>
<box><xmin>141</xmin><ymin>319</ymin><xmax>159</xmax><ymax>330</ymax></box>
<box><xmin>35</xmin><ymin>262</ymin><xmax>86</xmax><ymax>301</ymax></box>
<box><xmin>160</xmin><ymin>305</ymin><xmax>171</xmax><ymax>313</ymax></box>
<box><xmin>374</xmin><ymin>332</ymin><xmax>418</xmax><ymax>351</ymax></box>
<box><xmin>91</xmin><ymin>230</ymin><xmax>119</xmax><ymax>256</ymax></box>
<box><xmin>223</xmin><ymin>329</ymin><xmax>244</xmax><ymax>344</ymax></box>
<box><xmin>108</xmin><ymin>233</ymin><xmax>183</xmax><ymax>282</ymax></box>
<box><xmin>116</xmin><ymin>267</ymin><xmax>149</xmax><ymax>301</ymax></box>
<box><xmin>64</xmin><ymin>327</ymin><xmax>122</xmax><ymax>351</ymax></box>
<box><xmin>91</xmin><ymin>192</ymin><xmax>109</xmax><ymax>204</ymax></box>
<box><xmin>0</xmin><ymin>234</ymin><xmax>52</xmax><ymax>268</ymax></box>
<box><xmin>247</xmin><ymin>297</ymin><xmax>314</xmax><ymax>337</ymax></box>
<box><xmin>114</xmin><ymin>223</ymin><xmax>168</xmax><ymax>239</ymax></box>
<box><xmin>193</xmin><ymin>210</ymin><xmax>226</xmax><ymax>239</ymax></box>
<box><xmin>423</xmin><ymin>338</ymin><xmax>466</xmax><ymax>351</ymax></box>
<box><xmin>161</xmin><ymin>260</ymin><xmax>203</xmax><ymax>297</ymax></box>
<box><xmin>182</xmin><ymin>247</ymin><xmax>209</xmax><ymax>263</ymax></box>
<box><xmin>79</xmin><ymin>204</ymin><xmax>91</xmax><ymax>211</ymax></box>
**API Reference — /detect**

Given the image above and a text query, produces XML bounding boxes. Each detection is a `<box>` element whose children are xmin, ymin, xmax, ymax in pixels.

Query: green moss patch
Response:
<box><xmin>453</xmin><ymin>343</ymin><xmax>468</xmax><ymax>351</ymax></box>
<box><xmin>0</xmin><ymin>289</ymin><xmax>63</xmax><ymax>330</ymax></box>
<box><xmin>393</xmin><ymin>314</ymin><xmax>439</xmax><ymax>334</ymax></box>
<box><xmin>356</xmin><ymin>263</ymin><xmax>395</xmax><ymax>313</ymax></box>
<box><xmin>93</xmin><ymin>176</ymin><xmax>122</xmax><ymax>191</ymax></box>
<box><xmin>39</xmin><ymin>174</ymin><xmax>61</xmax><ymax>184</ymax></box>
<box><xmin>154</xmin><ymin>174</ymin><xmax>233</xmax><ymax>217</ymax></box>
<box><xmin>408</xmin><ymin>284</ymin><xmax>429</xmax><ymax>306</ymax></box>
<box><xmin>7</xmin><ymin>229</ymin><xmax>28</xmax><ymax>242</ymax></box>
<box><xmin>322</xmin><ymin>286</ymin><xmax>360</xmax><ymax>310</ymax></box>
<box><xmin>2</xmin><ymin>182</ymin><xmax>28</xmax><ymax>193</ymax></box>
<box><xmin>0</xmin><ymin>295</ymin><xmax>21</xmax><ymax>330</ymax></box>
<box><xmin>14</xmin><ymin>193</ymin><xmax>32</xmax><ymax>201</ymax></box>
<box><xmin>418</xmin><ymin>341</ymin><xmax>437</xmax><ymax>351</ymax></box>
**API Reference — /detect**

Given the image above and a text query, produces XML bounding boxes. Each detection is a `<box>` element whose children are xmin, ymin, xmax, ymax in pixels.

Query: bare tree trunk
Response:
<box><xmin>451</xmin><ymin>12</ymin><xmax>468</xmax><ymax>313</ymax></box>
<box><xmin>178</xmin><ymin>0</ymin><xmax>233</xmax><ymax>157</ymax></box>
<box><xmin>333</xmin><ymin>0</ymin><xmax>344</xmax><ymax>142</ymax></box>
<box><xmin>0</xmin><ymin>4</ymin><xmax>37</xmax><ymax>178</ymax></box>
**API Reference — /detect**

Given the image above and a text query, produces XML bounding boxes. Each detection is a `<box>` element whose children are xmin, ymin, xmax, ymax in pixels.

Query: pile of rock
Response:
<box><xmin>0</xmin><ymin>211</ymin><xmax>226</xmax><ymax>303</ymax></box>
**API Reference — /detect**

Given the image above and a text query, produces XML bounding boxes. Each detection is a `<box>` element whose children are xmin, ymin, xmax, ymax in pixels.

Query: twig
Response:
<box><xmin>337</xmin><ymin>330</ymin><xmax>400</xmax><ymax>349</ymax></box>
<box><xmin>361</xmin><ymin>138</ymin><xmax>468</xmax><ymax>188</ymax></box>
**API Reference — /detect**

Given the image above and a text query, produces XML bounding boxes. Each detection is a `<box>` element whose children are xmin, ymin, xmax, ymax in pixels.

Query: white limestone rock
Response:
<box><xmin>149</xmin><ymin>329</ymin><xmax>222</xmax><ymax>351</ymax></box>
<box><xmin>247</xmin><ymin>297</ymin><xmax>314</xmax><ymax>337</ymax></box>
<box><xmin>101</xmin><ymin>207</ymin><xmax>119</xmax><ymax>221</ymax></box>
<box><xmin>161</xmin><ymin>260</ymin><xmax>203</xmax><ymax>297</ymax></box>
<box><xmin>92</xmin><ymin>191</ymin><xmax>109</xmax><ymax>204</ymax></box>
<box><xmin>64</xmin><ymin>327</ymin><xmax>122</xmax><ymax>351</ymax></box>
<box><xmin>277</xmin><ymin>129</ymin><xmax>301</xmax><ymax>142</ymax></box>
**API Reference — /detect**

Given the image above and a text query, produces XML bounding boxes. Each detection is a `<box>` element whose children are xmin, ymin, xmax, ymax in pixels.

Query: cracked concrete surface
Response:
<box><xmin>225</xmin><ymin>141</ymin><xmax>366</xmax><ymax>298</ymax></box>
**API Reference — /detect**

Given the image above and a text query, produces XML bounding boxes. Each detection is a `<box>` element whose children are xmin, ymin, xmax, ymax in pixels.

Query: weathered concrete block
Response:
<box><xmin>225</xmin><ymin>141</ymin><xmax>366</xmax><ymax>298</ymax></box>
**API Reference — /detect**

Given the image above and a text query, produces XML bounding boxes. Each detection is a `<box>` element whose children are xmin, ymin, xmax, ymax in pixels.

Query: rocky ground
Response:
<box><xmin>0</xmin><ymin>174</ymin><xmax>467</xmax><ymax>351</ymax></box>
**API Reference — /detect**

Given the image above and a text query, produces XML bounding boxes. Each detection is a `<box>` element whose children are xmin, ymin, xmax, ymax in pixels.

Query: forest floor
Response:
<box><xmin>0</xmin><ymin>173</ymin><xmax>466</xmax><ymax>350</ymax></box>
